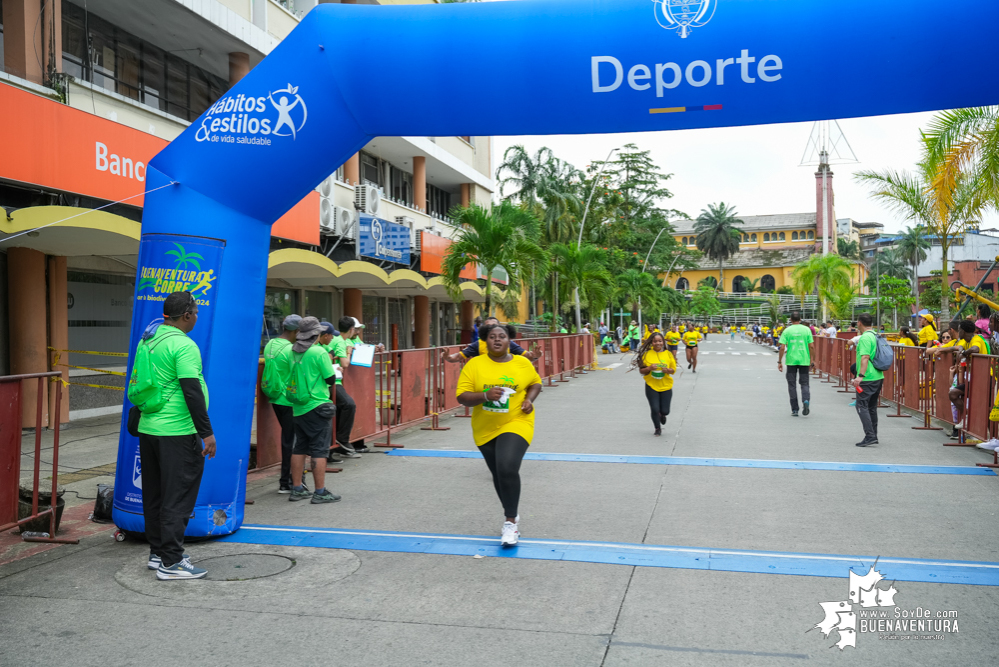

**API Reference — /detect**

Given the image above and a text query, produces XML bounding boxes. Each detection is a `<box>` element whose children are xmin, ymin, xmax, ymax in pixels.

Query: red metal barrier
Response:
<box><xmin>0</xmin><ymin>372</ymin><xmax>78</xmax><ymax>544</ymax></box>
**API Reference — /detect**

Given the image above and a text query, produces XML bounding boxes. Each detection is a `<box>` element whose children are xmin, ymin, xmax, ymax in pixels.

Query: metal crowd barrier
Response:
<box><xmin>252</xmin><ymin>334</ymin><xmax>594</xmax><ymax>468</ymax></box>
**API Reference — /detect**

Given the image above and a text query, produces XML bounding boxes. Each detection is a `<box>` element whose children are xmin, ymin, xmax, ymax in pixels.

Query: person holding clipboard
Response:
<box><xmin>329</xmin><ymin>317</ymin><xmax>384</xmax><ymax>456</ymax></box>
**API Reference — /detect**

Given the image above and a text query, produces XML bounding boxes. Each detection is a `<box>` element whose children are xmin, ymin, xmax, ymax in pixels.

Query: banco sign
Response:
<box><xmin>195</xmin><ymin>83</ymin><xmax>308</xmax><ymax>145</ymax></box>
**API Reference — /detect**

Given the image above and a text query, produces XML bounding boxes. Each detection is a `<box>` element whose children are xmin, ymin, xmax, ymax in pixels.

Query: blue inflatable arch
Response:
<box><xmin>113</xmin><ymin>0</ymin><xmax>999</xmax><ymax>535</ymax></box>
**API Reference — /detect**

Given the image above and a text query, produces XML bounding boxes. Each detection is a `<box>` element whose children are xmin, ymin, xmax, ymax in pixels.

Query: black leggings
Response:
<box><xmin>645</xmin><ymin>385</ymin><xmax>673</xmax><ymax>429</ymax></box>
<box><xmin>478</xmin><ymin>433</ymin><xmax>530</xmax><ymax>518</ymax></box>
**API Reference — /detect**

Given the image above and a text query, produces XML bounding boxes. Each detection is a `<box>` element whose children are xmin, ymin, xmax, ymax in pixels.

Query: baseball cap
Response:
<box><xmin>320</xmin><ymin>321</ymin><xmax>336</xmax><ymax>335</ymax></box>
<box><xmin>283</xmin><ymin>314</ymin><xmax>303</xmax><ymax>331</ymax></box>
<box><xmin>351</xmin><ymin>317</ymin><xmax>365</xmax><ymax>329</ymax></box>
<box><xmin>922</xmin><ymin>313</ymin><xmax>935</xmax><ymax>323</ymax></box>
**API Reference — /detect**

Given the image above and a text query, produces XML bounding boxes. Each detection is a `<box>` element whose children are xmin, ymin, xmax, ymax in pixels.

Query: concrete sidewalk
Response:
<box><xmin>2</xmin><ymin>344</ymin><xmax>998</xmax><ymax>666</ymax></box>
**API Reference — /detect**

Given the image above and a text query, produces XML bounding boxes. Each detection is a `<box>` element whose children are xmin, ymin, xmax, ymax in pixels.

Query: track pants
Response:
<box><xmin>645</xmin><ymin>385</ymin><xmax>673</xmax><ymax>429</ymax></box>
<box><xmin>334</xmin><ymin>384</ymin><xmax>356</xmax><ymax>449</ymax></box>
<box><xmin>271</xmin><ymin>404</ymin><xmax>295</xmax><ymax>487</ymax></box>
<box><xmin>856</xmin><ymin>380</ymin><xmax>883</xmax><ymax>441</ymax></box>
<box><xmin>139</xmin><ymin>433</ymin><xmax>205</xmax><ymax>567</ymax></box>
<box><xmin>478</xmin><ymin>433</ymin><xmax>530</xmax><ymax>518</ymax></box>
<box><xmin>785</xmin><ymin>365</ymin><xmax>811</xmax><ymax>412</ymax></box>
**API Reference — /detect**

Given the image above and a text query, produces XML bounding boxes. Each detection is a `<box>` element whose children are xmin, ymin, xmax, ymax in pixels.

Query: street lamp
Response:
<box><xmin>638</xmin><ymin>226</ymin><xmax>669</xmax><ymax>331</ymax></box>
<box><xmin>574</xmin><ymin>147</ymin><xmax>619</xmax><ymax>331</ymax></box>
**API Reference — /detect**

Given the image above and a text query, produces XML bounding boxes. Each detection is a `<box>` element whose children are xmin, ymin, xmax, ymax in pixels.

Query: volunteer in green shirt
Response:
<box><xmin>628</xmin><ymin>321</ymin><xmax>640</xmax><ymax>350</ymax></box>
<box><xmin>136</xmin><ymin>291</ymin><xmax>215</xmax><ymax>581</ymax></box>
<box><xmin>327</xmin><ymin>316</ymin><xmax>362</xmax><ymax>458</ymax></box>
<box><xmin>263</xmin><ymin>314</ymin><xmax>301</xmax><ymax>493</ymax></box>
<box><xmin>279</xmin><ymin>316</ymin><xmax>341</xmax><ymax>504</ymax></box>
<box><xmin>853</xmin><ymin>313</ymin><xmax>884</xmax><ymax>447</ymax></box>
<box><xmin>777</xmin><ymin>311</ymin><xmax>815</xmax><ymax>417</ymax></box>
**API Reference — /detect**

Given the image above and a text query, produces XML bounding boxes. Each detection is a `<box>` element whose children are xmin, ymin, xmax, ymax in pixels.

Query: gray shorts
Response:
<box><xmin>293</xmin><ymin>402</ymin><xmax>335</xmax><ymax>458</ymax></box>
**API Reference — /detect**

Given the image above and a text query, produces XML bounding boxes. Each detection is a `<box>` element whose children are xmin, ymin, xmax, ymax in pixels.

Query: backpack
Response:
<box><xmin>260</xmin><ymin>342</ymin><xmax>288</xmax><ymax>401</ymax></box>
<box><xmin>284</xmin><ymin>350</ymin><xmax>315</xmax><ymax>406</ymax></box>
<box><xmin>871</xmin><ymin>333</ymin><xmax>894</xmax><ymax>372</ymax></box>
<box><xmin>127</xmin><ymin>324</ymin><xmax>183</xmax><ymax>413</ymax></box>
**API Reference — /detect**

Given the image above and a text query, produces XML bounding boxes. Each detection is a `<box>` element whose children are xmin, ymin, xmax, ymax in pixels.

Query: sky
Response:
<box><xmin>493</xmin><ymin>111</ymin><xmax>998</xmax><ymax>236</ymax></box>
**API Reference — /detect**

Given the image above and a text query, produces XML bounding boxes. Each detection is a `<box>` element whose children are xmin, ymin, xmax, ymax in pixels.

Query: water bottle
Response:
<box><xmin>22</xmin><ymin>531</ymin><xmax>50</xmax><ymax>538</ymax></box>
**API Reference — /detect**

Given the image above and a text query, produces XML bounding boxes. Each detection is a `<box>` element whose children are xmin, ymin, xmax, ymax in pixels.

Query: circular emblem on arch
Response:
<box><xmin>653</xmin><ymin>0</ymin><xmax>717</xmax><ymax>38</ymax></box>
<box><xmin>268</xmin><ymin>84</ymin><xmax>308</xmax><ymax>139</ymax></box>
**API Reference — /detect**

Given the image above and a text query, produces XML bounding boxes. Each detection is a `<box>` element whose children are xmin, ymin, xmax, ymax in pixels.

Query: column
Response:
<box><xmin>344</xmin><ymin>153</ymin><xmax>360</xmax><ymax>185</ymax></box>
<box><xmin>413</xmin><ymin>156</ymin><xmax>427</xmax><ymax>213</ymax></box>
<box><xmin>414</xmin><ymin>295</ymin><xmax>430</xmax><ymax>349</ymax></box>
<box><xmin>8</xmin><ymin>248</ymin><xmax>49</xmax><ymax>426</ymax></box>
<box><xmin>229</xmin><ymin>52</ymin><xmax>250</xmax><ymax>86</ymax></box>
<box><xmin>460</xmin><ymin>184</ymin><xmax>470</xmax><ymax>208</ymax></box>
<box><xmin>343</xmin><ymin>288</ymin><xmax>362</xmax><ymax>319</ymax></box>
<box><xmin>460</xmin><ymin>299</ymin><xmax>475</xmax><ymax>345</ymax></box>
<box><xmin>48</xmin><ymin>256</ymin><xmax>69</xmax><ymax>425</ymax></box>
<box><xmin>3</xmin><ymin>0</ymin><xmax>44</xmax><ymax>83</ymax></box>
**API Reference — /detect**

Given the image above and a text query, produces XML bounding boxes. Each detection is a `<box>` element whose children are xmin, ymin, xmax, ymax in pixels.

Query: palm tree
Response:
<box><xmin>791</xmin><ymin>253</ymin><xmax>853</xmax><ymax>322</ymax></box>
<box><xmin>694</xmin><ymin>202</ymin><xmax>743</xmax><ymax>289</ymax></box>
<box><xmin>923</xmin><ymin>106</ymin><xmax>999</xmax><ymax>213</ymax></box>
<box><xmin>443</xmin><ymin>202</ymin><xmax>548</xmax><ymax>317</ymax></box>
<box><xmin>496</xmin><ymin>145</ymin><xmax>584</xmax><ymax>245</ymax></box>
<box><xmin>617</xmin><ymin>269</ymin><xmax>663</xmax><ymax>322</ymax></box>
<box><xmin>894</xmin><ymin>225</ymin><xmax>931</xmax><ymax>313</ymax></box>
<box><xmin>547</xmin><ymin>243</ymin><xmax>615</xmax><ymax>324</ymax></box>
<box><xmin>837</xmin><ymin>237</ymin><xmax>860</xmax><ymax>259</ymax></box>
<box><xmin>871</xmin><ymin>247</ymin><xmax>909</xmax><ymax>281</ymax></box>
<box><xmin>825</xmin><ymin>283</ymin><xmax>859</xmax><ymax>322</ymax></box>
<box><xmin>856</xmin><ymin>160</ymin><xmax>985</xmax><ymax>321</ymax></box>
<box><xmin>740</xmin><ymin>277</ymin><xmax>762</xmax><ymax>293</ymax></box>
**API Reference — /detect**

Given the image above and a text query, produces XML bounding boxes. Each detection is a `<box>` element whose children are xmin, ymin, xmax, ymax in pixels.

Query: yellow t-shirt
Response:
<box><xmin>683</xmin><ymin>331</ymin><xmax>702</xmax><ymax>347</ymax></box>
<box><xmin>701</xmin><ymin>326</ymin><xmax>708</xmax><ymax>333</ymax></box>
<box><xmin>679</xmin><ymin>325</ymin><xmax>686</xmax><ymax>333</ymax></box>
<box><xmin>918</xmin><ymin>325</ymin><xmax>938</xmax><ymax>345</ymax></box>
<box><xmin>665</xmin><ymin>332</ymin><xmax>681</xmax><ymax>346</ymax></box>
<box><xmin>456</xmin><ymin>354</ymin><xmax>542</xmax><ymax>447</ymax></box>
<box><xmin>898</xmin><ymin>337</ymin><xmax>914</xmax><ymax>346</ymax></box>
<box><xmin>740</xmin><ymin>326</ymin><xmax>746</xmax><ymax>331</ymax></box>
<box><xmin>642</xmin><ymin>349</ymin><xmax>676</xmax><ymax>392</ymax></box>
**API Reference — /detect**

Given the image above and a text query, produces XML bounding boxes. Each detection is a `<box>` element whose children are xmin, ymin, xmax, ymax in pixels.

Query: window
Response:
<box><xmin>807</xmin><ymin>231</ymin><xmax>815</xmax><ymax>240</ymax></box>
<box><xmin>761</xmin><ymin>275</ymin><xmax>776</xmax><ymax>292</ymax></box>
<box><xmin>360</xmin><ymin>152</ymin><xmax>383</xmax><ymax>187</ymax></box>
<box><xmin>779</xmin><ymin>232</ymin><xmax>786</xmax><ymax>241</ymax></box>
<box><xmin>676</xmin><ymin>277</ymin><xmax>689</xmax><ymax>290</ymax></box>
<box><xmin>304</xmin><ymin>290</ymin><xmax>333</xmax><ymax>323</ymax></box>
<box><xmin>681</xmin><ymin>237</ymin><xmax>687</xmax><ymax>245</ymax></box>
<box><xmin>262</xmin><ymin>289</ymin><xmax>299</xmax><ymax>352</ymax></box>
<box><xmin>751</xmin><ymin>233</ymin><xmax>757</xmax><ymax>242</ymax></box>
<box><xmin>764</xmin><ymin>233</ymin><xmax>771</xmax><ymax>242</ymax></box>
<box><xmin>427</xmin><ymin>184</ymin><xmax>452</xmax><ymax>218</ymax></box>
<box><xmin>732</xmin><ymin>275</ymin><xmax>746</xmax><ymax>293</ymax></box>
<box><xmin>61</xmin><ymin>1</ymin><xmax>229</xmax><ymax>121</ymax></box>
<box><xmin>792</xmin><ymin>231</ymin><xmax>798</xmax><ymax>241</ymax></box>
<box><xmin>390</xmin><ymin>166</ymin><xmax>413</xmax><ymax>207</ymax></box>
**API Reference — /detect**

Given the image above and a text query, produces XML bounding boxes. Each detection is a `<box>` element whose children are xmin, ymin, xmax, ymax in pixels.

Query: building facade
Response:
<box><xmin>0</xmin><ymin>0</ymin><xmax>496</xmax><ymax>424</ymax></box>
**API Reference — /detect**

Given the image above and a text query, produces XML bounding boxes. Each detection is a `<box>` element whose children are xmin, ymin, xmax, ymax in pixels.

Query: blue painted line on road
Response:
<box><xmin>219</xmin><ymin>524</ymin><xmax>999</xmax><ymax>586</ymax></box>
<box><xmin>385</xmin><ymin>449</ymin><xmax>996</xmax><ymax>476</ymax></box>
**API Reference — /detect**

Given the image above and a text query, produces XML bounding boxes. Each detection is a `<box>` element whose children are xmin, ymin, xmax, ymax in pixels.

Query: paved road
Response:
<box><xmin>2</xmin><ymin>341</ymin><xmax>998</xmax><ymax>666</ymax></box>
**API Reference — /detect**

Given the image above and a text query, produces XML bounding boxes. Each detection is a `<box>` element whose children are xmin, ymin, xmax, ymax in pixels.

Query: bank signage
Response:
<box><xmin>357</xmin><ymin>214</ymin><xmax>411</xmax><ymax>265</ymax></box>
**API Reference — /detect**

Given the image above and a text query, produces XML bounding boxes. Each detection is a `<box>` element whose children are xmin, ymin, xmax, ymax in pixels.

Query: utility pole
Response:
<box><xmin>575</xmin><ymin>147</ymin><xmax>619</xmax><ymax>332</ymax></box>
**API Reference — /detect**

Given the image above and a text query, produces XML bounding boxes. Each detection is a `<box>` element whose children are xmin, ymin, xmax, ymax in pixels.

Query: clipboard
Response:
<box><xmin>350</xmin><ymin>344</ymin><xmax>375</xmax><ymax>368</ymax></box>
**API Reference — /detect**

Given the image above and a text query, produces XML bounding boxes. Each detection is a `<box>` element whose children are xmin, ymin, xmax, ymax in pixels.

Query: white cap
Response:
<box><xmin>351</xmin><ymin>317</ymin><xmax>365</xmax><ymax>329</ymax></box>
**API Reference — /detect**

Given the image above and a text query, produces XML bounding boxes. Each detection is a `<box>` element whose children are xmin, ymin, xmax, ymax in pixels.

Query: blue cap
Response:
<box><xmin>283</xmin><ymin>314</ymin><xmax>303</xmax><ymax>331</ymax></box>
<box><xmin>320</xmin><ymin>321</ymin><xmax>336</xmax><ymax>335</ymax></box>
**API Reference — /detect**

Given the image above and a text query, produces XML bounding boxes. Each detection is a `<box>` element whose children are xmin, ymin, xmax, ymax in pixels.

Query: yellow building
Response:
<box><xmin>664</xmin><ymin>213</ymin><xmax>869</xmax><ymax>294</ymax></box>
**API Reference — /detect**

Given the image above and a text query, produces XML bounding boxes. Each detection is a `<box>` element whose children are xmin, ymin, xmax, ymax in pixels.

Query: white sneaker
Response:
<box><xmin>501</xmin><ymin>521</ymin><xmax>519</xmax><ymax>546</ymax></box>
<box><xmin>976</xmin><ymin>439</ymin><xmax>999</xmax><ymax>451</ymax></box>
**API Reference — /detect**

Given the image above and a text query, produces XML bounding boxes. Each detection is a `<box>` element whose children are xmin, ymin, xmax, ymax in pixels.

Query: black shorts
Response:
<box><xmin>667</xmin><ymin>345</ymin><xmax>678</xmax><ymax>352</ymax></box>
<box><xmin>293</xmin><ymin>402</ymin><xmax>335</xmax><ymax>458</ymax></box>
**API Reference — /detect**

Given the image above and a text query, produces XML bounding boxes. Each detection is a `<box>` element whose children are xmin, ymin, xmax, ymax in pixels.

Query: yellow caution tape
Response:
<box><xmin>54</xmin><ymin>363</ymin><xmax>126</xmax><ymax>376</ymax></box>
<box><xmin>49</xmin><ymin>376</ymin><xmax>124</xmax><ymax>391</ymax></box>
<box><xmin>48</xmin><ymin>347</ymin><xmax>128</xmax><ymax>357</ymax></box>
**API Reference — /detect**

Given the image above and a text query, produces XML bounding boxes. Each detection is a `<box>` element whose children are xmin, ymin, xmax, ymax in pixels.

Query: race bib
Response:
<box><xmin>482</xmin><ymin>386</ymin><xmax>514</xmax><ymax>413</ymax></box>
<box><xmin>651</xmin><ymin>369</ymin><xmax>665</xmax><ymax>380</ymax></box>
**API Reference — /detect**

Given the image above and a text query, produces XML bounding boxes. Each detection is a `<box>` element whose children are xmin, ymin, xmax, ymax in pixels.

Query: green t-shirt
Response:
<box><xmin>138</xmin><ymin>326</ymin><xmax>209</xmax><ymax>436</ymax></box>
<box><xmin>855</xmin><ymin>331</ymin><xmax>884</xmax><ymax>382</ymax></box>
<box><xmin>778</xmin><ymin>324</ymin><xmax>814</xmax><ymax>366</ymax></box>
<box><xmin>602</xmin><ymin>335</ymin><xmax>613</xmax><ymax>345</ymax></box>
<box><xmin>628</xmin><ymin>325</ymin><xmax>639</xmax><ymax>339</ymax></box>
<box><xmin>263</xmin><ymin>337</ymin><xmax>293</xmax><ymax>407</ymax></box>
<box><xmin>328</xmin><ymin>335</ymin><xmax>349</xmax><ymax>385</ymax></box>
<box><xmin>281</xmin><ymin>343</ymin><xmax>335</xmax><ymax>417</ymax></box>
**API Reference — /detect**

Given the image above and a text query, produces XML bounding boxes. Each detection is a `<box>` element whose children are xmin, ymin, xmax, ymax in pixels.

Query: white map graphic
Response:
<box><xmin>813</xmin><ymin>563</ymin><xmax>898</xmax><ymax>650</ymax></box>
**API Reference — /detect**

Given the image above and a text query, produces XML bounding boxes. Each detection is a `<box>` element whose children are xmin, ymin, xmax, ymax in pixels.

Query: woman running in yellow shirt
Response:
<box><xmin>456</xmin><ymin>323</ymin><xmax>542</xmax><ymax>547</ymax></box>
<box><xmin>683</xmin><ymin>327</ymin><xmax>703</xmax><ymax>372</ymax></box>
<box><xmin>664</xmin><ymin>325</ymin><xmax>682</xmax><ymax>361</ymax></box>
<box><xmin>633</xmin><ymin>332</ymin><xmax>677</xmax><ymax>436</ymax></box>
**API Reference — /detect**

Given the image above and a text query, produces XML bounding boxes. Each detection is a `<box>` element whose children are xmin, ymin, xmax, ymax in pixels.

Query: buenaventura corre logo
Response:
<box><xmin>195</xmin><ymin>83</ymin><xmax>308</xmax><ymax>146</ymax></box>
<box><xmin>810</xmin><ymin>560</ymin><xmax>960</xmax><ymax>650</ymax></box>
<box><xmin>652</xmin><ymin>0</ymin><xmax>717</xmax><ymax>38</ymax></box>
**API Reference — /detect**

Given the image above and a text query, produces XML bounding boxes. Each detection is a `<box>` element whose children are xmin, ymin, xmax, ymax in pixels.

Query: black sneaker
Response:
<box><xmin>326</xmin><ymin>454</ymin><xmax>343</xmax><ymax>464</ymax></box>
<box><xmin>688</xmin><ymin>363</ymin><xmax>692</xmax><ymax>369</ymax></box>
<box><xmin>654</xmin><ymin>428</ymin><xmax>662</xmax><ymax>436</ymax></box>
<box><xmin>311</xmin><ymin>489</ymin><xmax>342</xmax><ymax>504</ymax></box>
<box><xmin>855</xmin><ymin>439</ymin><xmax>878</xmax><ymax>447</ymax></box>
<box><xmin>802</xmin><ymin>401</ymin><xmax>810</xmax><ymax>416</ymax></box>
<box><xmin>660</xmin><ymin>413</ymin><xmax>667</xmax><ymax>425</ymax></box>
<box><xmin>278</xmin><ymin>483</ymin><xmax>292</xmax><ymax>494</ymax></box>
<box><xmin>791</xmin><ymin>411</ymin><xmax>799</xmax><ymax>417</ymax></box>
<box><xmin>950</xmin><ymin>427</ymin><xmax>960</xmax><ymax>440</ymax></box>
<box><xmin>333</xmin><ymin>447</ymin><xmax>360</xmax><ymax>459</ymax></box>
<box><xmin>353</xmin><ymin>444</ymin><xmax>371</xmax><ymax>453</ymax></box>
<box><xmin>289</xmin><ymin>487</ymin><xmax>312</xmax><ymax>502</ymax></box>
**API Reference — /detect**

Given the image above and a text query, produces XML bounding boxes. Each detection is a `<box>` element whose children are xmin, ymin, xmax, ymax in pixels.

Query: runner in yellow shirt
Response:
<box><xmin>683</xmin><ymin>328</ymin><xmax>703</xmax><ymax>373</ymax></box>
<box><xmin>664</xmin><ymin>325</ymin><xmax>682</xmax><ymax>361</ymax></box>
<box><xmin>633</xmin><ymin>331</ymin><xmax>677</xmax><ymax>437</ymax></box>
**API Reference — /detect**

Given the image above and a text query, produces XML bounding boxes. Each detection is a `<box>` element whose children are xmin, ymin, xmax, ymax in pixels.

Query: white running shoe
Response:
<box><xmin>976</xmin><ymin>439</ymin><xmax>999</xmax><ymax>451</ymax></box>
<box><xmin>501</xmin><ymin>521</ymin><xmax>519</xmax><ymax>546</ymax></box>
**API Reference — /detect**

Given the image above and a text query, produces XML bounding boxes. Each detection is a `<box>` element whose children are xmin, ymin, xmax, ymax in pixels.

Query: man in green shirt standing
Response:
<box><xmin>279</xmin><ymin>316</ymin><xmax>341</xmax><ymax>504</ymax></box>
<box><xmin>136</xmin><ymin>291</ymin><xmax>216</xmax><ymax>581</ymax></box>
<box><xmin>777</xmin><ymin>311</ymin><xmax>815</xmax><ymax>417</ymax></box>
<box><xmin>263</xmin><ymin>314</ymin><xmax>301</xmax><ymax>493</ymax></box>
<box><xmin>852</xmin><ymin>313</ymin><xmax>884</xmax><ymax>447</ymax></box>
<box><xmin>628</xmin><ymin>320</ymin><xmax>640</xmax><ymax>350</ymax></box>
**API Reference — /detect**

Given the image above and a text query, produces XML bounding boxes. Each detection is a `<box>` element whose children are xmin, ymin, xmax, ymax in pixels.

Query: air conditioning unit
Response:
<box><xmin>317</xmin><ymin>175</ymin><xmax>334</xmax><ymax>198</ymax></box>
<box><xmin>396</xmin><ymin>216</ymin><xmax>418</xmax><ymax>250</ymax></box>
<box><xmin>335</xmin><ymin>206</ymin><xmax>354</xmax><ymax>237</ymax></box>
<box><xmin>355</xmin><ymin>184</ymin><xmax>382</xmax><ymax>216</ymax></box>
<box><xmin>319</xmin><ymin>197</ymin><xmax>335</xmax><ymax>235</ymax></box>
